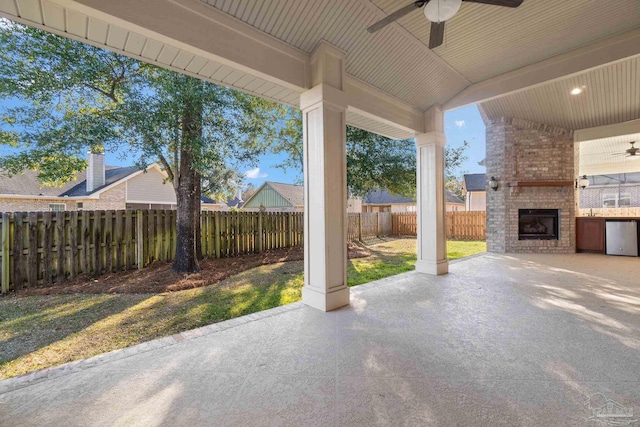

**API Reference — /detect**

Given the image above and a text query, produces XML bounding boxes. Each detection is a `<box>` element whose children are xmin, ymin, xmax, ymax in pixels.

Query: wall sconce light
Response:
<box><xmin>576</xmin><ymin>175</ymin><xmax>589</xmax><ymax>189</ymax></box>
<box><xmin>489</xmin><ymin>176</ymin><xmax>499</xmax><ymax>191</ymax></box>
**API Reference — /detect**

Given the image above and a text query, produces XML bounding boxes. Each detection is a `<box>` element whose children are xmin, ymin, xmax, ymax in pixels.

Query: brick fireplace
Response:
<box><xmin>486</xmin><ymin>118</ymin><xmax>577</xmax><ymax>254</ymax></box>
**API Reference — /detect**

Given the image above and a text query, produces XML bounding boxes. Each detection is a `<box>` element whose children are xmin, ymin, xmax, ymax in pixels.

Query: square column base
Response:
<box><xmin>415</xmin><ymin>260</ymin><xmax>449</xmax><ymax>275</ymax></box>
<box><xmin>302</xmin><ymin>286</ymin><xmax>350</xmax><ymax>312</ymax></box>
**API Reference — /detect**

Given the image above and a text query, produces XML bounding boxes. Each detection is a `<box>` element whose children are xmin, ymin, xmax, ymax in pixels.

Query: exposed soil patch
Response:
<box><xmin>14</xmin><ymin>245</ymin><xmax>370</xmax><ymax>296</ymax></box>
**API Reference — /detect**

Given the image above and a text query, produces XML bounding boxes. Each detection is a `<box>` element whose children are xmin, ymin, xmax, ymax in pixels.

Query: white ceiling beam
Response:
<box><xmin>66</xmin><ymin>0</ymin><xmax>311</xmax><ymax>91</ymax></box>
<box><xmin>444</xmin><ymin>28</ymin><xmax>640</xmax><ymax>111</ymax></box>
<box><xmin>580</xmin><ymin>161</ymin><xmax>640</xmax><ymax>176</ymax></box>
<box><xmin>574</xmin><ymin>119</ymin><xmax>640</xmax><ymax>143</ymax></box>
<box><xmin>345</xmin><ymin>76</ymin><xmax>425</xmax><ymax>135</ymax></box>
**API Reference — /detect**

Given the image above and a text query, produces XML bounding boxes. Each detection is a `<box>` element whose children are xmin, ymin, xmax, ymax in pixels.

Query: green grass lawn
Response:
<box><xmin>0</xmin><ymin>238</ymin><xmax>485</xmax><ymax>379</ymax></box>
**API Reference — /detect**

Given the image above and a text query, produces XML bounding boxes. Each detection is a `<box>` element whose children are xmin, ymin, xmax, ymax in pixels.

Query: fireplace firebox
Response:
<box><xmin>518</xmin><ymin>209</ymin><xmax>559</xmax><ymax>240</ymax></box>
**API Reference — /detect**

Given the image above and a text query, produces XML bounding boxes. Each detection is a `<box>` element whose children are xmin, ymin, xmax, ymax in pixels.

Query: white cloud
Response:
<box><xmin>455</xmin><ymin>120</ymin><xmax>465</xmax><ymax>128</ymax></box>
<box><xmin>245</xmin><ymin>167</ymin><xmax>267</xmax><ymax>179</ymax></box>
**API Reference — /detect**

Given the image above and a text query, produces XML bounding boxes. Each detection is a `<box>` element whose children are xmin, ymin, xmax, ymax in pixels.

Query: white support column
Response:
<box><xmin>415</xmin><ymin>106</ymin><xmax>448</xmax><ymax>275</ymax></box>
<box><xmin>300</xmin><ymin>42</ymin><xmax>350</xmax><ymax>311</ymax></box>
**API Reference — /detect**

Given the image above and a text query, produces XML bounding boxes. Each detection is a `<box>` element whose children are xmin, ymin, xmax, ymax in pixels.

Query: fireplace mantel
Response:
<box><xmin>508</xmin><ymin>181</ymin><xmax>573</xmax><ymax>187</ymax></box>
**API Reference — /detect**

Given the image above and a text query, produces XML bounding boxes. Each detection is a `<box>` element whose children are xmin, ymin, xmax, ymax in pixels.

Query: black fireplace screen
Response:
<box><xmin>518</xmin><ymin>209</ymin><xmax>559</xmax><ymax>240</ymax></box>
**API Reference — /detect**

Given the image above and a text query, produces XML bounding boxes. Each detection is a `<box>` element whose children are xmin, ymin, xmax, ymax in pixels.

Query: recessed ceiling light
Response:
<box><xmin>570</xmin><ymin>87</ymin><xmax>584</xmax><ymax>95</ymax></box>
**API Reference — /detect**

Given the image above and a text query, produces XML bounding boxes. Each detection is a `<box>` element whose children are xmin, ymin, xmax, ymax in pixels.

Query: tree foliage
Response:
<box><xmin>0</xmin><ymin>22</ymin><xmax>290</xmax><ymax>272</ymax></box>
<box><xmin>270</xmin><ymin>111</ymin><xmax>469</xmax><ymax>198</ymax></box>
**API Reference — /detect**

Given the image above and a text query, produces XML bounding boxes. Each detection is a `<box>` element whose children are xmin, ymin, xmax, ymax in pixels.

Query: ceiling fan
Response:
<box><xmin>367</xmin><ymin>0</ymin><xmax>524</xmax><ymax>49</ymax></box>
<box><xmin>612</xmin><ymin>141</ymin><xmax>640</xmax><ymax>159</ymax></box>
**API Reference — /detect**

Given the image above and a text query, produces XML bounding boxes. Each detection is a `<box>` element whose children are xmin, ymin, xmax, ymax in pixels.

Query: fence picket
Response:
<box><xmin>42</xmin><ymin>213</ymin><xmax>53</xmax><ymax>285</ymax></box>
<box><xmin>1</xmin><ymin>213</ymin><xmax>10</xmax><ymax>293</ymax></box>
<box><xmin>27</xmin><ymin>213</ymin><xmax>38</xmax><ymax>287</ymax></box>
<box><xmin>105</xmin><ymin>210</ymin><xmax>113</xmax><ymax>273</ymax></box>
<box><xmin>69</xmin><ymin>211</ymin><xmax>78</xmax><ymax>278</ymax></box>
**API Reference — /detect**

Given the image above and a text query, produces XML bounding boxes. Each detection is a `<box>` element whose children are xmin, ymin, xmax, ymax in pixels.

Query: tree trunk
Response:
<box><xmin>172</xmin><ymin>98</ymin><xmax>201</xmax><ymax>273</ymax></box>
<box><xmin>194</xmin><ymin>171</ymin><xmax>203</xmax><ymax>260</ymax></box>
<box><xmin>172</xmin><ymin>147</ymin><xmax>200</xmax><ymax>273</ymax></box>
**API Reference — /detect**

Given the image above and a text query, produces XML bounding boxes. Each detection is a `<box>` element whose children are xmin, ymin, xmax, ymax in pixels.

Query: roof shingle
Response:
<box><xmin>266</xmin><ymin>182</ymin><xmax>304</xmax><ymax>206</ymax></box>
<box><xmin>463</xmin><ymin>173</ymin><xmax>486</xmax><ymax>192</ymax></box>
<box><xmin>0</xmin><ymin>166</ymin><xmax>140</xmax><ymax>197</ymax></box>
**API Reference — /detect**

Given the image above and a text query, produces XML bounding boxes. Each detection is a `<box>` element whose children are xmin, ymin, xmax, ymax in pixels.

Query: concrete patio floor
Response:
<box><xmin>1</xmin><ymin>253</ymin><xmax>639</xmax><ymax>426</ymax></box>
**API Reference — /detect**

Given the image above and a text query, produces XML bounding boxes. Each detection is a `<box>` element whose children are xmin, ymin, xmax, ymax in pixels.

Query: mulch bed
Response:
<box><xmin>13</xmin><ymin>244</ymin><xmax>370</xmax><ymax>296</ymax></box>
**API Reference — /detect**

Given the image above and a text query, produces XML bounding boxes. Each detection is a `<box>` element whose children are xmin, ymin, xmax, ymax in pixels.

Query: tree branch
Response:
<box><xmin>82</xmin><ymin>83</ymin><xmax>118</xmax><ymax>102</ymax></box>
<box><xmin>157</xmin><ymin>152</ymin><xmax>174</xmax><ymax>183</ymax></box>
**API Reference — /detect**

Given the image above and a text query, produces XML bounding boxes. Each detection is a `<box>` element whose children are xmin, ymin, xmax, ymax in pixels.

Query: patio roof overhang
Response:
<box><xmin>2</xmin><ymin>0</ymin><xmax>639</xmax><ymax>140</ymax></box>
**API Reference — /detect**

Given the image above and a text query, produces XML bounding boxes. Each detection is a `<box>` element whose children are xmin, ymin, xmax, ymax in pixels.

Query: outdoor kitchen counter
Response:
<box><xmin>576</xmin><ymin>217</ymin><xmax>640</xmax><ymax>254</ymax></box>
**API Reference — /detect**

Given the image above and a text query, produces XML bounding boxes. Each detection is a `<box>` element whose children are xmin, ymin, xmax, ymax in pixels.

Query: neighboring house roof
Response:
<box><xmin>0</xmin><ymin>166</ymin><xmax>139</xmax><ymax>197</ymax></box>
<box><xmin>267</xmin><ymin>182</ymin><xmax>304</xmax><ymax>206</ymax></box>
<box><xmin>201</xmin><ymin>195</ymin><xmax>226</xmax><ymax>205</ymax></box>
<box><xmin>446</xmin><ymin>191</ymin><xmax>465</xmax><ymax>204</ymax></box>
<box><xmin>363</xmin><ymin>189</ymin><xmax>413</xmax><ymax>204</ymax></box>
<box><xmin>463</xmin><ymin>173</ymin><xmax>487</xmax><ymax>192</ymax></box>
<box><xmin>226</xmin><ymin>197</ymin><xmax>245</xmax><ymax>208</ymax></box>
<box><xmin>0</xmin><ymin>164</ymin><xmax>174</xmax><ymax>200</ymax></box>
<box><xmin>243</xmin><ymin>181</ymin><xmax>304</xmax><ymax>208</ymax></box>
<box><xmin>60</xmin><ymin>166</ymin><xmax>140</xmax><ymax>197</ymax></box>
<box><xmin>363</xmin><ymin>189</ymin><xmax>464</xmax><ymax>205</ymax></box>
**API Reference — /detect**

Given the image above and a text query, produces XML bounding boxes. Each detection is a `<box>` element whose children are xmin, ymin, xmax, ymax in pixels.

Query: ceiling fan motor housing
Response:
<box><xmin>424</xmin><ymin>0</ymin><xmax>463</xmax><ymax>22</ymax></box>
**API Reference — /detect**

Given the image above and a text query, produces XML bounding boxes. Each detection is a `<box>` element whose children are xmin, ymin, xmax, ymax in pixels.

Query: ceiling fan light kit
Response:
<box><xmin>423</xmin><ymin>0</ymin><xmax>462</xmax><ymax>22</ymax></box>
<box><xmin>367</xmin><ymin>0</ymin><xmax>525</xmax><ymax>49</ymax></box>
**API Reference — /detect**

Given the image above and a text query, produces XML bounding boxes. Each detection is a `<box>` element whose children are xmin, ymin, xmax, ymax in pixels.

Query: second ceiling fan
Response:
<box><xmin>367</xmin><ymin>0</ymin><xmax>524</xmax><ymax>49</ymax></box>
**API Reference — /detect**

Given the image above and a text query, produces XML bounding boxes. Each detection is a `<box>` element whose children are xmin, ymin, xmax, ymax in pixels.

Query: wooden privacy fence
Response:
<box><xmin>392</xmin><ymin>211</ymin><xmax>486</xmax><ymax>240</ymax></box>
<box><xmin>347</xmin><ymin>212</ymin><xmax>392</xmax><ymax>241</ymax></box>
<box><xmin>446</xmin><ymin>211</ymin><xmax>486</xmax><ymax>240</ymax></box>
<box><xmin>0</xmin><ymin>210</ymin><xmax>303</xmax><ymax>293</ymax></box>
<box><xmin>392</xmin><ymin>213</ymin><xmax>417</xmax><ymax>236</ymax></box>
<box><xmin>0</xmin><ymin>209</ymin><xmax>484</xmax><ymax>293</ymax></box>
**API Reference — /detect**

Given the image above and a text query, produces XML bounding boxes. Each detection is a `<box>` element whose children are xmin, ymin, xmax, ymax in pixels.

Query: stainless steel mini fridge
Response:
<box><xmin>605</xmin><ymin>220</ymin><xmax>639</xmax><ymax>256</ymax></box>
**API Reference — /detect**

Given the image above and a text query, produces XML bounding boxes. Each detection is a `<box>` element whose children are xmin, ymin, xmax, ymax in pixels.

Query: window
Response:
<box><xmin>49</xmin><ymin>203</ymin><xmax>66</xmax><ymax>212</ymax></box>
<box><xmin>76</xmin><ymin>202</ymin><xmax>83</xmax><ymax>211</ymax></box>
<box><xmin>602</xmin><ymin>193</ymin><xmax>631</xmax><ymax>208</ymax></box>
<box><xmin>406</xmin><ymin>206</ymin><xmax>416</xmax><ymax>212</ymax></box>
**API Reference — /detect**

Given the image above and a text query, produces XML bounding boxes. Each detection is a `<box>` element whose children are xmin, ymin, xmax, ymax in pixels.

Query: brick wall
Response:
<box><xmin>486</xmin><ymin>117</ymin><xmax>577</xmax><ymax>254</ymax></box>
<box><xmin>82</xmin><ymin>183</ymin><xmax>126</xmax><ymax>210</ymax></box>
<box><xmin>0</xmin><ymin>198</ymin><xmax>73</xmax><ymax>212</ymax></box>
<box><xmin>0</xmin><ymin>183</ymin><xmax>127</xmax><ymax>212</ymax></box>
<box><xmin>580</xmin><ymin>184</ymin><xmax>640</xmax><ymax>208</ymax></box>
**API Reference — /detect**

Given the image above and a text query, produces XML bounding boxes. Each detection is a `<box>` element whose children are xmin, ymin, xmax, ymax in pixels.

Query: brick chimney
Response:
<box><xmin>86</xmin><ymin>151</ymin><xmax>105</xmax><ymax>192</ymax></box>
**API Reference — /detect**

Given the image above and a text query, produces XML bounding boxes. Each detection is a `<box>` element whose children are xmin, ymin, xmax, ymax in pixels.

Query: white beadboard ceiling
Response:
<box><xmin>1</xmin><ymin>0</ymin><xmax>640</xmax><ymax>137</ymax></box>
<box><xmin>373</xmin><ymin>0</ymin><xmax>640</xmax><ymax>83</ymax></box>
<box><xmin>480</xmin><ymin>55</ymin><xmax>640</xmax><ymax>131</ymax></box>
<box><xmin>1</xmin><ymin>0</ymin><xmax>301</xmax><ymax>107</ymax></box>
<box><xmin>202</xmin><ymin>0</ymin><xmax>470</xmax><ymax>110</ymax></box>
<box><xmin>579</xmin><ymin>133</ymin><xmax>640</xmax><ymax>175</ymax></box>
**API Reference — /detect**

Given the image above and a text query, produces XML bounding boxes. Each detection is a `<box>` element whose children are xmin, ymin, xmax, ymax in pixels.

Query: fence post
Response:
<box><xmin>257</xmin><ymin>212</ymin><xmax>263</xmax><ymax>252</ymax></box>
<box><xmin>1</xmin><ymin>213</ymin><xmax>10</xmax><ymax>294</ymax></box>
<box><xmin>136</xmin><ymin>210</ymin><xmax>144</xmax><ymax>270</ymax></box>
<box><xmin>358</xmin><ymin>213</ymin><xmax>362</xmax><ymax>242</ymax></box>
